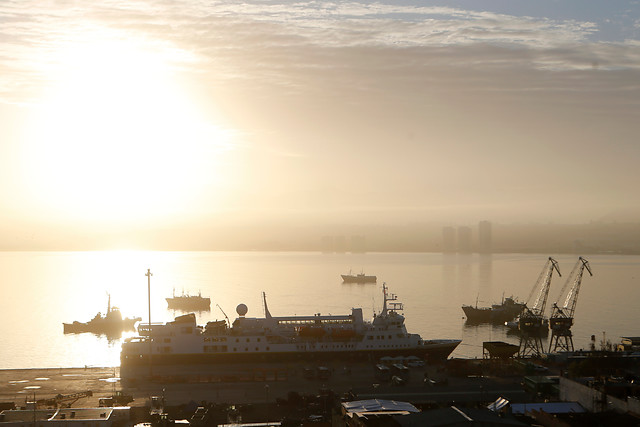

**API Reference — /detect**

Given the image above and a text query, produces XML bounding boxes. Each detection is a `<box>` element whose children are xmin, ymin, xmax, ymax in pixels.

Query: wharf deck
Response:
<box><xmin>0</xmin><ymin>361</ymin><xmax>532</xmax><ymax>409</ymax></box>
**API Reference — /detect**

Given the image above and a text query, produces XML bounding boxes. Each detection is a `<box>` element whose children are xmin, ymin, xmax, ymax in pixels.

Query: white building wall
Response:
<box><xmin>559</xmin><ymin>377</ymin><xmax>638</xmax><ymax>414</ymax></box>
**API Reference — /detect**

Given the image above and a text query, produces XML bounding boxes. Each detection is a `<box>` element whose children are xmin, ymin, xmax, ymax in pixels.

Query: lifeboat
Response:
<box><xmin>330</xmin><ymin>328</ymin><xmax>356</xmax><ymax>339</ymax></box>
<box><xmin>298</xmin><ymin>326</ymin><xmax>326</xmax><ymax>337</ymax></box>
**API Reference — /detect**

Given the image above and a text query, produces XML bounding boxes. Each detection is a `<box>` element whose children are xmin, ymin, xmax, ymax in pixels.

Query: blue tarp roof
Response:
<box><xmin>510</xmin><ymin>402</ymin><xmax>585</xmax><ymax>415</ymax></box>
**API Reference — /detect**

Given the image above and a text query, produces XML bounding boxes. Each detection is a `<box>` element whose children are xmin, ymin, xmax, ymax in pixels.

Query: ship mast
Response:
<box><xmin>381</xmin><ymin>283</ymin><xmax>388</xmax><ymax>315</ymax></box>
<box><xmin>262</xmin><ymin>292</ymin><xmax>272</xmax><ymax>318</ymax></box>
<box><xmin>381</xmin><ymin>283</ymin><xmax>401</xmax><ymax>315</ymax></box>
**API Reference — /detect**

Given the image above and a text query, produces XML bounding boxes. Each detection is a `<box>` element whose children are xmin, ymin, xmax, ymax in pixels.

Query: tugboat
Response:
<box><xmin>63</xmin><ymin>294</ymin><xmax>141</xmax><ymax>335</ymax></box>
<box><xmin>166</xmin><ymin>289</ymin><xmax>211</xmax><ymax>311</ymax></box>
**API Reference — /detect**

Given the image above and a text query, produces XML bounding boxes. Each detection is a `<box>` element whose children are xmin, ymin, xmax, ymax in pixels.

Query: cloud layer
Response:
<box><xmin>1</xmin><ymin>1</ymin><xmax>640</xmax><ymax>246</ymax></box>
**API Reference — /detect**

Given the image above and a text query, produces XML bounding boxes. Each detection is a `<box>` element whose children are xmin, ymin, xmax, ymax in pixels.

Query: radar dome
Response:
<box><xmin>236</xmin><ymin>303</ymin><xmax>248</xmax><ymax>316</ymax></box>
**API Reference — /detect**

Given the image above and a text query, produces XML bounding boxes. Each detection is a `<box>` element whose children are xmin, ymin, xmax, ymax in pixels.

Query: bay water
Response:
<box><xmin>0</xmin><ymin>251</ymin><xmax>638</xmax><ymax>369</ymax></box>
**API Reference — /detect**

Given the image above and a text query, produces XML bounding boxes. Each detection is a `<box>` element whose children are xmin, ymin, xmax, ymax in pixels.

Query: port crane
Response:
<box><xmin>518</xmin><ymin>257</ymin><xmax>561</xmax><ymax>358</ymax></box>
<box><xmin>548</xmin><ymin>257</ymin><xmax>593</xmax><ymax>352</ymax></box>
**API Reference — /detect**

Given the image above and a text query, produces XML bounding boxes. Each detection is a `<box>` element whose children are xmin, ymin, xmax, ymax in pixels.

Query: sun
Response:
<box><xmin>22</xmin><ymin>36</ymin><xmax>234</xmax><ymax>225</ymax></box>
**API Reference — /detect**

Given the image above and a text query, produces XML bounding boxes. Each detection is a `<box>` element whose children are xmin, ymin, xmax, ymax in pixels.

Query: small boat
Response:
<box><xmin>63</xmin><ymin>294</ymin><xmax>141</xmax><ymax>336</ymax></box>
<box><xmin>341</xmin><ymin>269</ymin><xmax>377</xmax><ymax>283</ymax></box>
<box><xmin>166</xmin><ymin>289</ymin><xmax>211</xmax><ymax>311</ymax></box>
<box><xmin>462</xmin><ymin>294</ymin><xmax>525</xmax><ymax>324</ymax></box>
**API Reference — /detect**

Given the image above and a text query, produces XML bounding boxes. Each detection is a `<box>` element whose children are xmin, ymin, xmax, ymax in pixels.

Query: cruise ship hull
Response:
<box><xmin>121</xmin><ymin>340</ymin><xmax>461</xmax><ymax>367</ymax></box>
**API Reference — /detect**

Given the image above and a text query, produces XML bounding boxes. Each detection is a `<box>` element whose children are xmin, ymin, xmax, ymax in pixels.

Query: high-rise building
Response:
<box><xmin>478</xmin><ymin>220</ymin><xmax>492</xmax><ymax>253</ymax></box>
<box><xmin>350</xmin><ymin>235</ymin><xmax>367</xmax><ymax>253</ymax></box>
<box><xmin>333</xmin><ymin>235</ymin><xmax>346</xmax><ymax>253</ymax></box>
<box><xmin>442</xmin><ymin>227</ymin><xmax>456</xmax><ymax>252</ymax></box>
<box><xmin>457</xmin><ymin>226</ymin><xmax>472</xmax><ymax>253</ymax></box>
<box><xmin>321</xmin><ymin>235</ymin><xmax>347</xmax><ymax>253</ymax></box>
<box><xmin>321</xmin><ymin>236</ymin><xmax>334</xmax><ymax>253</ymax></box>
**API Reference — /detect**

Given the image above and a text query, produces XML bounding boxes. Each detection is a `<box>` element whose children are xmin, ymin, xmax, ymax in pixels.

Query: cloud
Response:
<box><xmin>0</xmin><ymin>0</ymin><xmax>633</xmax><ymax>102</ymax></box>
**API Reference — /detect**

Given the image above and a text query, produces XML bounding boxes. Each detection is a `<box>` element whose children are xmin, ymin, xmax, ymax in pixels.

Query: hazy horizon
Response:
<box><xmin>2</xmin><ymin>1</ymin><xmax>639</xmax><ymax>250</ymax></box>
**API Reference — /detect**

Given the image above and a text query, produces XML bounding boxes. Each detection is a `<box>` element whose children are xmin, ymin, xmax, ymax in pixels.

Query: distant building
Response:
<box><xmin>350</xmin><ymin>235</ymin><xmax>367</xmax><ymax>253</ymax></box>
<box><xmin>478</xmin><ymin>220</ymin><xmax>492</xmax><ymax>253</ymax></box>
<box><xmin>321</xmin><ymin>236</ymin><xmax>334</xmax><ymax>253</ymax></box>
<box><xmin>321</xmin><ymin>235</ymin><xmax>347</xmax><ymax>253</ymax></box>
<box><xmin>334</xmin><ymin>235</ymin><xmax>346</xmax><ymax>253</ymax></box>
<box><xmin>442</xmin><ymin>227</ymin><xmax>456</xmax><ymax>253</ymax></box>
<box><xmin>457</xmin><ymin>226</ymin><xmax>472</xmax><ymax>253</ymax></box>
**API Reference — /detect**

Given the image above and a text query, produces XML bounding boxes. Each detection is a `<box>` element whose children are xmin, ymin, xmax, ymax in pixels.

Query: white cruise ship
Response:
<box><xmin>120</xmin><ymin>284</ymin><xmax>461</xmax><ymax>366</ymax></box>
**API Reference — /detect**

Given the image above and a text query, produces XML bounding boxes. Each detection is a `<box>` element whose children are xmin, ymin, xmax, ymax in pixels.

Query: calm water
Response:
<box><xmin>0</xmin><ymin>251</ymin><xmax>638</xmax><ymax>369</ymax></box>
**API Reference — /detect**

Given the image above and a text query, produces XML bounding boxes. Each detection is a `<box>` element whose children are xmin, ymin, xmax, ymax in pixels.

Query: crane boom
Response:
<box><xmin>551</xmin><ymin>256</ymin><xmax>593</xmax><ymax>320</ymax></box>
<box><xmin>548</xmin><ymin>257</ymin><xmax>593</xmax><ymax>353</ymax></box>
<box><xmin>526</xmin><ymin>257</ymin><xmax>561</xmax><ymax>318</ymax></box>
<box><xmin>518</xmin><ymin>257</ymin><xmax>561</xmax><ymax>358</ymax></box>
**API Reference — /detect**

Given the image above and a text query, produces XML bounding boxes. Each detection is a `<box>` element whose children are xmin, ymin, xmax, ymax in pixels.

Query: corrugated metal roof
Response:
<box><xmin>487</xmin><ymin>397</ymin><xmax>510</xmax><ymax>412</ymax></box>
<box><xmin>342</xmin><ymin>399</ymin><xmax>420</xmax><ymax>413</ymax></box>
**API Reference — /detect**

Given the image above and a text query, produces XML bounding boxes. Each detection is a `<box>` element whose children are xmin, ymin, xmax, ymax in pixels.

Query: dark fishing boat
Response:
<box><xmin>462</xmin><ymin>295</ymin><xmax>525</xmax><ymax>324</ymax></box>
<box><xmin>63</xmin><ymin>294</ymin><xmax>141</xmax><ymax>335</ymax></box>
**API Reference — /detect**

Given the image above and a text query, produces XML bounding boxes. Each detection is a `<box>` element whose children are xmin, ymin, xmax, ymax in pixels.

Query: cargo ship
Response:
<box><xmin>462</xmin><ymin>295</ymin><xmax>525</xmax><ymax>324</ymax></box>
<box><xmin>121</xmin><ymin>284</ymin><xmax>461</xmax><ymax>366</ymax></box>
<box><xmin>166</xmin><ymin>290</ymin><xmax>211</xmax><ymax>311</ymax></box>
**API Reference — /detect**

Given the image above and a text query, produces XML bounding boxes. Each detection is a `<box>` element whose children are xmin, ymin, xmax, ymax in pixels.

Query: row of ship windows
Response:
<box><xmin>198</xmin><ymin>343</ymin><xmax>410</xmax><ymax>353</ymax></box>
<box><xmin>153</xmin><ymin>346</ymin><xmax>264</xmax><ymax>353</ymax></box>
<box><xmin>149</xmin><ymin>342</ymin><xmax>410</xmax><ymax>355</ymax></box>
<box><xmin>160</xmin><ymin>335</ymin><xmax>405</xmax><ymax>345</ymax></box>
<box><xmin>203</xmin><ymin>337</ymin><xmax>228</xmax><ymax>342</ymax></box>
<box><xmin>167</xmin><ymin>337</ymin><xmax>262</xmax><ymax>343</ymax></box>
<box><xmin>367</xmin><ymin>334</ymin><xmax>404</xmax><ymax>340</ymax></box>
<box><xmin>365</xmin><ymin>344</ymin><xmax>410</xmax><ymax>349</ymax></box>
<box><xmin>203</xmin><ymin>337</ymin><xmax>262</xmax><ymax>343</ymax></box>
<box><xmin>203</xmin><ymin>346</ymin><xmax>273</xmax><ymax>352</ymax></box>
<box><xmin>296</xmin><ymin>344</ymin><xmax>356</xmax><ymax>350</ymax></box>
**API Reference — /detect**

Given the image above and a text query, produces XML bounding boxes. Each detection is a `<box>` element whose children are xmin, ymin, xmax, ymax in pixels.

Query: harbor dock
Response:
<box><xmin>0</xmin><ymin>359</ymin><xmax>529</xmax><ymax>409</ymax></box>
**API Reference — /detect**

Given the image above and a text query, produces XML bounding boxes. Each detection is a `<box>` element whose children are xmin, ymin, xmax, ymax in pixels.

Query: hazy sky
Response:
<box><xmin>1</xmin><ymin>1</ymin><xmax>640</xmax><ymax>248</ymax></box>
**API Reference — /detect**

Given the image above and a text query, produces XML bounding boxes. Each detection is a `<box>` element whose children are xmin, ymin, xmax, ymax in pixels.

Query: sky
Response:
<box><xmin>1</xmin><ymin>0</ymin><xmax>640</xmax><ymax>249</ymax></box>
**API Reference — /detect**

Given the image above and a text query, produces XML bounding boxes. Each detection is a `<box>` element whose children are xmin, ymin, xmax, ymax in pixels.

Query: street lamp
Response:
<box><xmin>146</xmin><ymin>268</ymin><xmax>153</xmax><ymax>378</ymax></box>
<box><xmin>265</xmin><ymin>384</ymin><xmax>270</xmax><ymax>421</ymax></box>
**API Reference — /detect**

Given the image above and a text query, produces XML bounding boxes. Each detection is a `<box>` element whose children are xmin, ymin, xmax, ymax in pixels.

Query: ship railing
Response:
<box><xmin>276</xmin><ymin>316</ymin><xmax>353</xmax><ymax>325</ymax></box>
<box><xmin>138</xmin><ymin>323</ymin><xmax>167</xmax><ymax>336</ymax></box>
